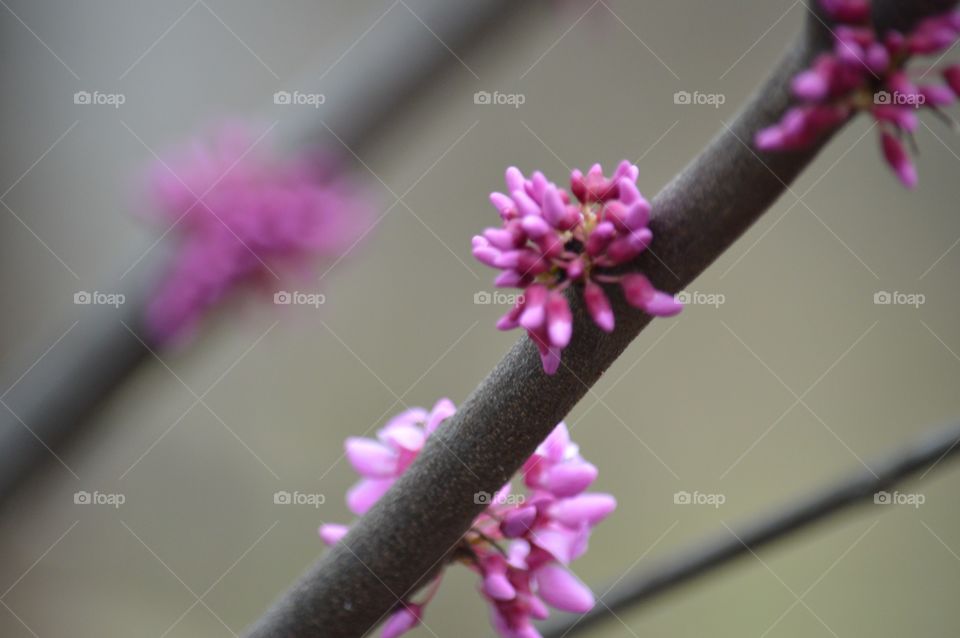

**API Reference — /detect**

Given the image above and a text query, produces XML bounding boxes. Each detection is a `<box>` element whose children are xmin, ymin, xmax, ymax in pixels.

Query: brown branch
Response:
<box><xmin>244</xmin><ymin>1</ymin><xmax>959</xmax><ymax>636</ymax></box>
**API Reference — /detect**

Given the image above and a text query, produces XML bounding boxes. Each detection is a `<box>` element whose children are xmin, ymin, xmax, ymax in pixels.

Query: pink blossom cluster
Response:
<box><xmin>756</xmin><ymin>0</ymin><xmax>960</xmax><ymax>188</ymax></box>
<box><xmin>472</xmin><ymin>162</ymin><xmax>682</xmax><ymax>374</ymax></box>
<box><xmin>319</xmin><ymin>401</ymin><xmax>616</xmax><ymax>638</ymax></box>
<box><xmin>144</xmin><ymin>122</ymin><xmax>369</xmax><ymax>343</ymax></box>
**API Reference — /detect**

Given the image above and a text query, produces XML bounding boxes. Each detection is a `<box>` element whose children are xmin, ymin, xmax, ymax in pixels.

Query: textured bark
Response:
<box><xmin>245</xmin><ymin>1</ymin><xmax>958</xmax><ymax>636</ymax></box>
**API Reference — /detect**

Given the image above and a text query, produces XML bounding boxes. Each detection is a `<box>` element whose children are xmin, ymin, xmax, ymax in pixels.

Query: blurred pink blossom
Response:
<box><xmin>756</xmin><ymin>1</ymin><xmax>960</xmax><ymax>188</ymax></box>
<box><xmin>144</xmin><ymin>122</ymin><xmax>371</xmax><ymax>343</ymax></box>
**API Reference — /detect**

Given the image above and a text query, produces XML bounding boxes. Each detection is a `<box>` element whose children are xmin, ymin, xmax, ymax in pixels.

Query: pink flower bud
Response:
<box><xmin>542</xmin><ymin>460</ymin><xmax>598</xmax><ymax>497</ymax></box>
<box><xmin>501</xmin><ymin>505</ymin><xmax>539</xmax><ymax>538</ymax></box>
<box><xmin>547</xmin><ymin>494</ymin><xmax>618</xmax><ymax>526</ymax></box>
<box><xmin>546</xmin><ymin>292</ymin><xmax>573</xmax><ymax>349</ymax></box>
<box><xmin>381</xmin><ymin>606</ymin><xmax>422</xmax><ymax>638</ymax></box>
<box><xmin>318</xmin><ymin>523</ymin><xmax>349</xmax><ymax>546</ymax></box>
<box><xmin>621</xmin><ymin>273</ymin><xmax>656</xmax><ymax>309</ymax></box>
<box><xmin>881</xmin><ymin>131</ymin><xmax>917</xmax><ymax>188</ymax></box>
<box><xmin>345</xmin><ymin>437</ymin><xmax>397</xmax><ymax>478</ymax></box>
<box><xmin>534</xmin><ymin>564</ymin><xmax>595</xmax><ymax>613</ymax></box>
<box><xmin>584</xmin><ymin>281</ymin><xmax>614</xmax><ymax>333</ymax></box>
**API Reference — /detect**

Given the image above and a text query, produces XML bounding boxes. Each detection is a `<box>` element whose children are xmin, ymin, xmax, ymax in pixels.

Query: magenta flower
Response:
<box><xmin>473</xmin><ymin>162</ymin><xmax>682</xmax><ymax>374</ymax></box>
<box><xmin>342</xmin><ymin>399</ymin><xmax>455</xmax><ymax>515</ymax></box>
<box><xmin>144</xmin><ymin>122</ymin><xmax>371</xmax><ymax>343</ymax></box>
<box><xmin>756</xmin><ymin>1</ymin><xmax>960</xmax><ymax>188</ymax></box>
<box><xmin>320</xmin><ymin>403</ymin><xmax>616</xmax><ymax>638</ymax></box>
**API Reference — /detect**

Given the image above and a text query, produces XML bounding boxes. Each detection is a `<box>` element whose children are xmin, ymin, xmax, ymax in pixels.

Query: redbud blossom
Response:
<box><xmin>144</xmin><ymin>122</ymin><xmax>370</xmax><ymax>343</ymax></box>
<box><xmin>473</xmin><ymin>162</ymin><xmax>682</xmax><ymax>374</ymax></box>
<box><xmin>756</xmin><ymin>1</ymin><xmax>960</xmax><ymax>188</ymax></box>
<box><xmin>320</xmin><ymin>402</ymin><xmax>616</xmax><ymax>638</ymax></box>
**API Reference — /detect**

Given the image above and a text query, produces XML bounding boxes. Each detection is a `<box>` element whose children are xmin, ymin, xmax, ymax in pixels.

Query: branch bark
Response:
<box><xmin>245</xmin><ymin>1</ymin><xmax>958</xmax><ymax>636</ymax></box>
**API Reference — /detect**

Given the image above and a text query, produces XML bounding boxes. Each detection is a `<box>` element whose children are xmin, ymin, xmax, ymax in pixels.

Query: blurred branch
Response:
<box><xmin>540</xmin><ymin>419</ymin><xmax>960</xmax><ymax>637</ymax></box>
<box><xmin>243</xmin><ymin>1</ymin><xmax>959</xmax><ymax>636</ymax></box>
<box><xmin>0</xmin><ymin>0</ymin><xmax>525</xmax><ymax>507</ymax></box>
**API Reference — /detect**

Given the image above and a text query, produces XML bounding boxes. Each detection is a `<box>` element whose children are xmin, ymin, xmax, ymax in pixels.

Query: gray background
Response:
<box><xmin>2</xmin><ymin>1</ymin><xmax>959</xmax><ymax>636</ymax></box>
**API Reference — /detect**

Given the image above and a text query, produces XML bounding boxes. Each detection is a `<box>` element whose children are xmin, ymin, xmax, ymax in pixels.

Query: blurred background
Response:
<box><xmin>1</xmin><ymin>1</ymin><xmax>960</xmax><ymax>636</ymax></box>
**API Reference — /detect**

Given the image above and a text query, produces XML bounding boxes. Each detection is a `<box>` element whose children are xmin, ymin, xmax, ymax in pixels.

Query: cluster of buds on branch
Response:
<box><xmin>472</xmin><ymin>162</ymin><xmax>682</xmax><ymax>374</ymax></box>
<box><xmin>320</xmin><ymin>402</ymin><xmax>616</xmax><ymax>638</ymax></box>
<box><xmin>757</xmin><ymin>0</ymin><xmax>960</xmax><ymax>187</ymax></box>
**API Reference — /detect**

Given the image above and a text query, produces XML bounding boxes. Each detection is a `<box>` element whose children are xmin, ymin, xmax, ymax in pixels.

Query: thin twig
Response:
<box><xmin>541</xmin><ymin>419</ymin><xmax>960</xmax><ymax>637</ymax></box>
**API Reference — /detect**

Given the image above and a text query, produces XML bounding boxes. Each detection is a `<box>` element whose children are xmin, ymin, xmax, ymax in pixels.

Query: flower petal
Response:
<box><xmin>547</xmin><ymin>493</ymin><xmax>617</xmax><ymax>527</ymax></box>
<box><xmin>643</xmin><ymin>291</ymin><xmax>684</xmax><ymax>317</ymax></box>
<box><xmin>534</xmin><ymin>563</ymin><xmax>595</xmax><ymax>613</ymax></box>
<box><xmin>542</xmin><ymin>461</ymin><xmax>598</xmax><ymax>498</ymax></box>
<box><xmin>345</xmin><ymin>437</ymin><xmax>398</xmax><ymax>478</ymax></box>
<box><xmin>318</xmin><ymin>523</ymin><xmax>350</xmax><ymax>546</ymax></box>
<box><xmin>425</xmin><ymin>397</ymin><xmax>456</xmax><ymax>434</ymax></box>
<box><xmin>546</xmin><ymin>292</ymin><xmax>572</xmax><ymax>349</ymax></box>
<box><xmin>346</xmin><ymin>478</ymin><xmax>393</xmax><ymax>515</ymax></box>
<box><xmin>584</xmin><ymin>281</ymin><xmax>614</xmax><ymax>333</ymax></box>
<box><xmin>501</xmin><ymin>505</ymin><xmax>539</xmax><ymax>538</ymax></box>
<box><xmin>381</xmin><ymin>607</ymin><xmax>420</xmax><ymax>638</ymax></box>
<box><xmin>881</xmin><ymin>130</ymin><xmax>918</xmax><ymax>189</ymax></box>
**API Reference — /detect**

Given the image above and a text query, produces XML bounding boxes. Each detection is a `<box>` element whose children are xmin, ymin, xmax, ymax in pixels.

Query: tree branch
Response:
<box><xmin>540</xmin><ymin>419</ymin><xmax>960</xmax><ymax>637</ymax></box>
<box><xmin>0</xmin><ymin>0</ymin><xmax>523</xmax><ymax>507</ymax></box>
<box><xmin>245</xmin><ymin>2</ymin><xmax>958</xmax><ymax>636</ymax></box>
